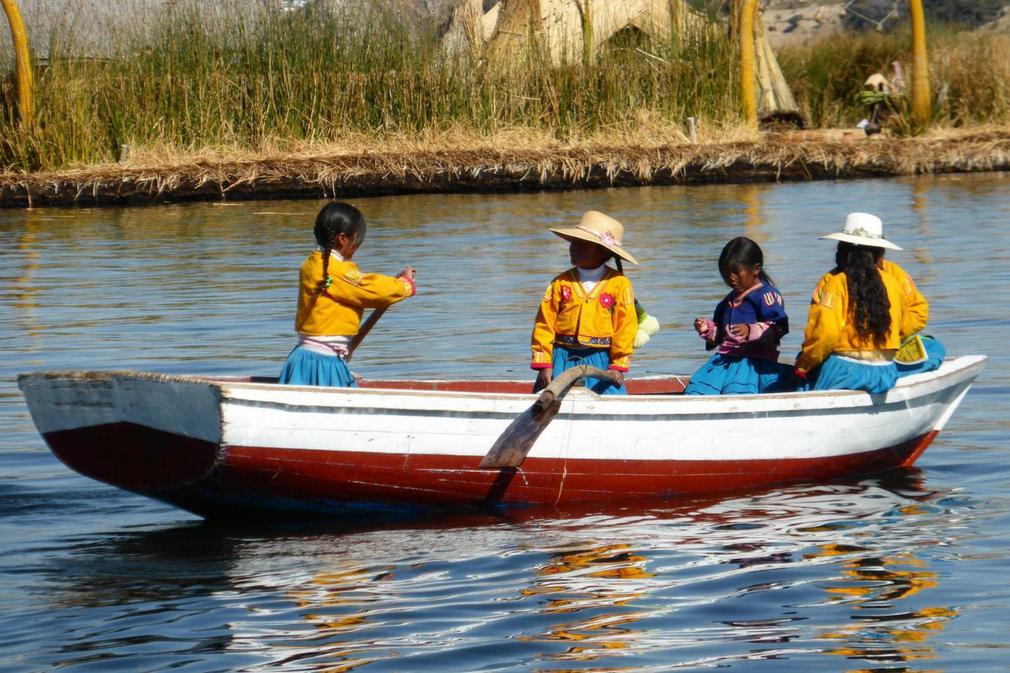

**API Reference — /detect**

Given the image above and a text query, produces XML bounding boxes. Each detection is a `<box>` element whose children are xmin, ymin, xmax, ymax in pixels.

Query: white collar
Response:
<box><xmin>317</xmin><ymin>246</ymin><xmax>345</xmax><ymax>262</ymax></box>
<box><xmin>576</xmin><ymin>263</ymin><xmax>608</xmax><ymax>282</ymax></box>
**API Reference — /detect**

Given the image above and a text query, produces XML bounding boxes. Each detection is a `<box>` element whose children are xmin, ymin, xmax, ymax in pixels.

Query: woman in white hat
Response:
<box><xmin>530</xmin><ymin>211</ymin><xmax>639</xmax><ymax>395</ymax></box>
<box><xmin>794</xmin><ymin>212</ymin><xmax>923</xmax><ymax>393</ymax></box>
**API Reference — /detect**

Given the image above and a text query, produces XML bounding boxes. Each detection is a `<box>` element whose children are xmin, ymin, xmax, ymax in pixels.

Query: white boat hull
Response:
<box><xmin>17</xmin><ymin>356</ymin><xmax>986</xmax><ymax>518</ymax></box>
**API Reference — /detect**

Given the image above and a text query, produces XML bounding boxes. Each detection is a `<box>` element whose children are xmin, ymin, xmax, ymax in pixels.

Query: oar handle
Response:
<box><xmin>535</xmin><ymin>365</ymin><xmax>620</xmax><ymax>413</ymax></box>
<box><xmin>345</xmin><ymin>306</ymin><xmax>388</xmax><ymax>361</ymax></box>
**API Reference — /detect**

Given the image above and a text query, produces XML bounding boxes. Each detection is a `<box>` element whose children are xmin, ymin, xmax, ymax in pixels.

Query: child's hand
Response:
<box><xmin>536</xmin><ymin>368</ymin><xmax>553</xmax><ymax>389</ymax></box>
<box><xmin>693</xmin><ymin>318</ymin><xmax>707</xmax><ymax>334</ymax></box>
<box><xmin>608</xmin><ymin>370</ymin><xmax>625</xmax><ymax>387</ymax></box>
<box><xmin>398</xmin><ymin>267</ymin><xmax>416</xmax><ymax>281</ymax></box>
<box><xmin>727</xmin><ymin>323</ymin><xmax>749</xmax><ymax>339</ymax></box>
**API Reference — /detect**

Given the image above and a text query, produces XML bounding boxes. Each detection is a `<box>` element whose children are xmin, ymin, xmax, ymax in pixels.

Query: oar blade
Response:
<box><xmin>479</xmin><ymin>399</ymin><xmax>561</xmax><ymax>468</ymax></box>
<box><xmin>479</xmin><ymin>365</ymin><xmax>617</xmax><ymax>470</ymax></box>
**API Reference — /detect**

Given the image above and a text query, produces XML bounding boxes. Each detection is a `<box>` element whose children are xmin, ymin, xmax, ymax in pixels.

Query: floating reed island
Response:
<box><xmin>2</xmin><ymin>129</ymin><xmax>1010</xmax><ymax>208</ymax></box>
<box><xmin>1</xmin><ymin>2</ymin><xmax>1009</xmax><ymax>207</ymax></box>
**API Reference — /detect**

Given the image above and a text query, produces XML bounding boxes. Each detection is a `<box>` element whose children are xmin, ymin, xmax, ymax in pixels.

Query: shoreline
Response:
<box><xmin>2</xmin><ymin>131</ymin><xmax>1008</xmax><ymax>209</ymax></box>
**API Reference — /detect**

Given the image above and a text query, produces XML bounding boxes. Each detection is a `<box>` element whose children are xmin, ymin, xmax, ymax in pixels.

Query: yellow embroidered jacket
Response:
<box><xmin>294</xmin><ymin>251</ymin><xmax>415</xmax><ymax>336</ymax></box>
<box><xmin>530</xmin><ymin>268</ymin><xmax>636</xmax><ymax>372</ymax></box>
<box><xmin>795</xmin><ymin>268</ymin><xmax>907</xmax><ymax>374</ymax></box>
<box><xmin>880</xmin><ymin>259</ymin><xmax>928</xmax><ymax>337</ymax></box>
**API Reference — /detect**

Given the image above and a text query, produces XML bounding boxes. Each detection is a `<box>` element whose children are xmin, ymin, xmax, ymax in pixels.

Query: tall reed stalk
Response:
<box><xmin>2</xmin><ymin>2</ymin><xmax>1007</xmax><ymax>173</ymax></box>
<box><xmin>0</xmin><ymin>0</ymin><xmax>737</xmax><ymax>171</ymax></box>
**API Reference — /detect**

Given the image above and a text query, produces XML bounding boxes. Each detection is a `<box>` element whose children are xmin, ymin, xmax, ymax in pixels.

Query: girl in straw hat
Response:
<box><xmin>794</xmin><ymin>212</ymin><xmax>936</xmax><ymax>393</ymax></box>
<box><xmin>279</xmin><ymin>202</ymin><xmax>416</xmax><ymax>387</ymax></box>
<box><xmin>684</xmin><ymin>237</ymin><xmax>791</xmax><ymax>395</ymax></box>
<box><xmin>530</xmin><ymin>211</ymin><xmax>639</xmax><ymax>395</ymax></box>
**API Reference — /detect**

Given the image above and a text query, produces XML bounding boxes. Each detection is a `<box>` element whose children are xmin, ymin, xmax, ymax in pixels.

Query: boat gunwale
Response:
<box><xmin>17</xmin><ymin>355</ymin><xmax>987</xmax><ymax>419</ymax></box>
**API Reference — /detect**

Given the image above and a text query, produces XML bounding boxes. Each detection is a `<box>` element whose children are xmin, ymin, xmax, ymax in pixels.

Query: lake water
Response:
<box><xmin>1</xmin><ymin>174</ymin><xmax>1008</xmax><ymax>672</ymax></box>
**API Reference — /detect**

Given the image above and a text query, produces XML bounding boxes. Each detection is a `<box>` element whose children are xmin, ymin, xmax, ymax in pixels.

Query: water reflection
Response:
<box><xmin>909</xmin><ymin>178</ymin><xmax>934</xmax><ymax>269</ymax></box>
<box><xmin>8</xmin><ymin>470</ymin><xmax>974</xmax><ymax>672</ymax></box>
<box><xmin>739</xmin><ymin>184</ymin><xmax>769</xmax><ymax>243</ymax></box>
<box><xmin>521</xmin><ymin>543</ymin><xmax>655</xmax><ymax>662</ymax></box>
<box><xmin>815</xmin><ymin>547</ymin><xmax>955</xmax><ymax>669</ymax></box>
<box><xmin>43</xmin><ymin>523</ymin><xmax>238</xmax><ymax>609</ymax></box>
<box><xmin>12</xmin><ymin>214</ymin><xmax>43</xmax><ymax>346</ymax></box>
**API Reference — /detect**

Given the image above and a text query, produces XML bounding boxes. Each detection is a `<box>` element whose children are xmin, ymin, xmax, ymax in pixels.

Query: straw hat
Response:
<box><xmin>863</xmin><ymin>73</ymin><xmax>889</xmax><ymax>94</ymax></box>
<box><xmin>820</xmin><ymin>212</ymin><xmax>902</xmax><ymax>251</ymax></box>
<box><xmin>549</xmin><ymin>211</ymin><xmax>639</xmax><ymax>265</ymax></box>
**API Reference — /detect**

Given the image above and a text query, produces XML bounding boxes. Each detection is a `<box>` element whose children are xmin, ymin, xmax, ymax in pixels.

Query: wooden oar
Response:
<box><xmin>346</xmin><ymin>269</ymin><xmax>414</xmax><ymax>360</ymax></box>
<box><xmin>345</xmin><ymin>306</ymin><xmax>387</xmax><ymax>361</ymax></box>
<box><xmin>479</xmin><ymin>364</ymin><xmax>621</xmax><ymax>469</ymax></box>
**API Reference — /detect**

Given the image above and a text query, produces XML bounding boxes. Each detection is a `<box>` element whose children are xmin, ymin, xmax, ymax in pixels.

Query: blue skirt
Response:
<box><xmin>549</xmin><ymin>345</ymin><xmax>627</xmax><ymax>396</ymax></box>
<box><xmin>801</xmin><ymin>354</ymin><xmax>897</xmax><ymax>394</ymax></box>
<box><xmin>684</xmin><ymin>354</ymin><xmax>791</xmax><ymax>396</ymax></box>
<box><xmin>279</xmin><ymin>346</ymin><xmax>358</xmax><ymax>387</ymax></box>
<box><xmin>896</xmin><ymin>336</ymin><xmax>946</xmax><ymax>377</ymax></box>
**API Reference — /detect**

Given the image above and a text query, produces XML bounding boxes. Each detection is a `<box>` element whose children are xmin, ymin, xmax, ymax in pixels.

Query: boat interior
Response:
<box><xmin>239</xmin><ymin>376</ymin><xmax>691</xmax><ymax>395</ymax></box>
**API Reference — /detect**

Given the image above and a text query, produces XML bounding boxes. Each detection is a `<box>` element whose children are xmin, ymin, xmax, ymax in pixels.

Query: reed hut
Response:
<box><xmin>442</xmin><ymin>0</ymin><xmax>799</xmax><ymax>121</ymax></box>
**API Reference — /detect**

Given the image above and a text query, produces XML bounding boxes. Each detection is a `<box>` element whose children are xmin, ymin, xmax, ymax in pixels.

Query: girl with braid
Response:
<box><xmin>794</xmin><ymin>213</ymin><xmax>908</xmax><ymax>393</ymax></box>
<box><xmin>279</xmin><ymin>202</ymin><xmax>416</xmax><ymax>387</ymax></box>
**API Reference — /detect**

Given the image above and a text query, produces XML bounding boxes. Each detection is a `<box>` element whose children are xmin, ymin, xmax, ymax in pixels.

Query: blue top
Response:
<box><xmin>706</xmin><ymin>282</ymin><xmax>789</xmax><ymax>360</ymax></box>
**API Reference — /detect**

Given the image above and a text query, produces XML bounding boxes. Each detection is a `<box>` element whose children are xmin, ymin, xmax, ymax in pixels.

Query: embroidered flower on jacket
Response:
<box><xmin>599</xmin><ymin>292</ymin><xmax>615</xmax><ymax>311</ymax></box>
<box><xmin>560</xmin><ymin>285</ymin><xmax>573</xmax><ymax>302</ymax></box>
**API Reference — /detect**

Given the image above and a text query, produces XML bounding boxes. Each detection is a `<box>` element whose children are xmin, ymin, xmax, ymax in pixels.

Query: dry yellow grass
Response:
<box><xmin>90</xmin><ymin>116</ymin><xmax>757</xmax><ymax>170</ymax></box>
<box><xmin>2</xmin><ymin>127</ymin><xmax>1007</xmax><ymax>208</ymax></box>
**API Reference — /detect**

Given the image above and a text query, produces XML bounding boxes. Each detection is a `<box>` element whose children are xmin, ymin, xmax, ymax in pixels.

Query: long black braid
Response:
<box><xmin>836</xmin><ymin>242</ymin><xmax>890</xmax><ymax>348</ymax></box>
<box><xmin>314</xmin><ymin>202</ymin><xmax>367</xmax><ymax>294</ymax></box>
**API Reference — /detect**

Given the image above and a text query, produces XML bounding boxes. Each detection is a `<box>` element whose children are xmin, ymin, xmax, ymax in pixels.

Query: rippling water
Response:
<box><xmin>2</xmin><ymin>174</ymin><xmax>1008</xmax><ymax>672</ymax></box>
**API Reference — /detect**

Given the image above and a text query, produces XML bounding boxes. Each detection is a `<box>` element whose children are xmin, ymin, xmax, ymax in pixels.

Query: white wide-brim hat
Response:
<box><xmin>820</xmin><ymin>212</ymin><xmax>902</xmax><ymax>251</ymax></box>
<box><xmin>549</xmin><ymin>210</ymin><xmax>639</xmax><ymax>265</ymax></box>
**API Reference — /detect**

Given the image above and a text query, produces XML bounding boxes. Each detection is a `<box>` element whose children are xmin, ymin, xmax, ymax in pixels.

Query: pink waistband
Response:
<box><xmin>298</xmin><ymin>337</ymin><xmax>349</xmax><ymax>358</ymax></box>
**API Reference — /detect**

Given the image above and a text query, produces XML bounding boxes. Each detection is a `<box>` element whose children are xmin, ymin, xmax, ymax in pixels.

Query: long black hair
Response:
<box><xmin>835</xmin><ymin>242</ymin><xmax>890</xmax><ymax>347</ymax></box>
<box><xmin>314</xmin><ymin>202</ymin><xmax>367</xmax><ymax>293</ymax></box>
<box><xmin>719</xmin><ymin>236</ymin><xmax>774</xmax><ymax>287</ymax></box>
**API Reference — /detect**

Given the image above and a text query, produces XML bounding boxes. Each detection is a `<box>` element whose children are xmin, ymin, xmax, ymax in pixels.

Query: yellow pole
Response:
<box><xmin>1</xmin><ymin>0</ymin><xmax>33</xmax><ymax>126</ymax></box>
<box><xmin>739</xmin><ymin>0</ymin><xmax>758</xmax><ymax>129</ymax></box>
<box><xmin>909</xmin><ymin>0</ymin><xmax>930</xmax><ymax>128</ymax></box>
<box><xmin>581</xmin><ymin>0</ymin><xmax>593</xmax><ymax>67</ymax></box>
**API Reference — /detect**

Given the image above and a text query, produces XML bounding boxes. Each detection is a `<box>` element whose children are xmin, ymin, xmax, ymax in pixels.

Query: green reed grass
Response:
<box><xmin>0</xmin><ymin>1</ymin><xmax>737</xmax><ymax>171</ymax></box>
<box><xmin>2</xmin><ymin>3</ymin><xmax>1007</xmax><ymax>173</ymax></box>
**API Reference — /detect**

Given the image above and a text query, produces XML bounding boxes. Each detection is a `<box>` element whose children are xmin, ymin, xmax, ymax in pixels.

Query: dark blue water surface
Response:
<box><xmin>1</xmin><ymin>174</ymin><xmax>1008</xmax><ymax>672</ymax></box>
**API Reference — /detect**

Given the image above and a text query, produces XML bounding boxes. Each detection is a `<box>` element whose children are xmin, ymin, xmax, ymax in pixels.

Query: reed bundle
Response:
<box><xmin>3</xmin><ymin>129</ymin><xmax>1007</xmax><ymax>207</ymax></box>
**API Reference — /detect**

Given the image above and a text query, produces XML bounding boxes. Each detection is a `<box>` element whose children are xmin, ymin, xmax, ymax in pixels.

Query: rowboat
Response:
<box><xmin>18</xmin><ymin>355</ymin><xmax>985</xmax><ymax>520</ymax></box>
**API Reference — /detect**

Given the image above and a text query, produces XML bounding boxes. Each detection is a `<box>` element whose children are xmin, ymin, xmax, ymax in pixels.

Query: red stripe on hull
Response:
<box><xmin>900</xmin><ymin>430</ymin><xmax>938</xmax><ymax>467</ymax></box>
<box><xmin>43</xmin><ymin>423</ymin><xmax>219</xmax><ymax>493</ymax></box>
<box><xmin>223</xmin><ymin>434</ymin><xmax>934</xmax><ymax>508</ymax></box>
<box><xmin>41</xmin><ymin>422</ymin><xmax>937</xmax><ymax>518</ymax></box>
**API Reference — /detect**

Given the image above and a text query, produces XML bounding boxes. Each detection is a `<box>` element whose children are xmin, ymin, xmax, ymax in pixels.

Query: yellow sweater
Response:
<box><xmin>531</xmin><ymin>268</ymin><xmax>636</xmax><ymax>372</ymax></box>
<box><xmin>796</xmin><ymin>268</ymin><xmax>907</xmax><ymax>373</ymax></box>
<box><xmin>294</xmin><ymin>251</ymin><xmax>415</xmax><ymax>336</ymax></box>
